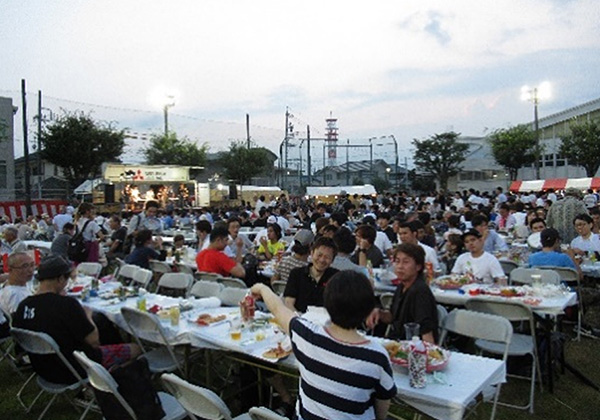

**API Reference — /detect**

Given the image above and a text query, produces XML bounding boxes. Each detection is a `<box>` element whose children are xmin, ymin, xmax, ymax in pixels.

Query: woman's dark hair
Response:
<box><xmin>573</xmin><ymin>213</ymin><xmax>593</xmax><ymax>225</ymax></box>
<box><xmin>135</xmin><ymin>229</ymin><xmax>153</xmax><ymax>247</ymax></box>
<box><xmin>324</xmin><ymin>270</ymin><xmax>376</xmax><ymax>329</ymax></box>
<box><xmin>77</xmin><ymin>202</ymin><xmax>94</xmax><ymax>217</ymax></box>
<box><xmin>268</xmin><ymin>223</ymin><xmax>282</xmax><ymax>240</ymax></box>
<box><xmin>446</xmin><ymin>233</ymin><xmax>464</xmax><ymax>254</ymax></box>
<box><xmin>355</xmin><ymin>224</ymin><xmax>376</xmax><ymax>244</ymax></box>
<box><xmin>392</xmin><ymin>243</ymin><xmax>425</xmax><ymax>275</ymax></box>
<box><xmin>173</xmin><ymin>234</ymin><xmax>185</xmax><ymax>243</ymax></box>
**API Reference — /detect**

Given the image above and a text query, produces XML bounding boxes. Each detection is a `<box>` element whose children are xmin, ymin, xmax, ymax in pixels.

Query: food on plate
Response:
<box><xmin>523</xmin><ymin>298</ymin><xmax>542</xmax><ymax>306</ymax></box>
<box><xmin>195</xmin><ymin>313</ymin><xmax>227</xmax><ymax>326</ymax></box>
<box><xmin>500</xmin><ymin>288</ymin><xmax>524</xmax><ymax>297</ymax></box>
<box><xmin>383</xmin><ymin>340</ymin><xmax>450</xmax><ymax>372</ymax></box>
<box><xmin>262</xmin><ymin>342</ymin><xmax>292</xmax><ymax>359</ymax></box>
<box><xmin>434</xmin><ymin>275</ymin><xmax>474</xmax><ymax>290</ymax></box>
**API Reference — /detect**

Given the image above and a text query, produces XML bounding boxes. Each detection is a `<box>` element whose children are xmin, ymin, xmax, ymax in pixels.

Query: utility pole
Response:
<box><xmin>346</xmin><ymin>139</ymin><xmax>350</xmax><ymax>185</ymax></box>
<box><xmin>306</xmin><ymin>125</ymin><xmax>311</xmax><ymax>186</ymax></box>
<box><xmin>283</xmin><ymin>108</ymin><xmax>289</xmax><ymax>190</ymax></box>
<box><xmin>21</xmin><ymin>79</ymin><xmax>32</xmax><ymax>216</ymax></box>
<box><xmin>37</xmin><ymin>90</ymin><xmax>43</xmax><ymax>199</ymax></box>
<box><xmin>246</xmin><ymin>113</ymin><xmax>251</xmax><ymax>149</ymax></box>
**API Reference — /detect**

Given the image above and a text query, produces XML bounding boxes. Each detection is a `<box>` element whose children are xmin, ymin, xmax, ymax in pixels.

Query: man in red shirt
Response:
<box><xmin>196</xmin><ymin>225</ymin><xmax>246</xmax><ymax>278</ymax></box>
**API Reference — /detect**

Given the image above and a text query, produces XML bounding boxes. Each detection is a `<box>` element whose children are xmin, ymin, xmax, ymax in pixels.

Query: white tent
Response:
<box><xmin>73</xmin><ymin>178</ymin><xmax>104</xmax><ymax>195</ymax></box>
<box><xmin>305</xmin><ymin>184</ymin><xmax>377</xmax><ymax>197</ymax></box>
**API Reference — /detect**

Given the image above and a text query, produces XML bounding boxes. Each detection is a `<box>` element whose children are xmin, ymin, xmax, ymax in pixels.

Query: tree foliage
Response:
<box><xmin>143</xmin><ymin>132</ymin><xmax>208</xmax><ymax>166</ymax></box>
<box><xmin>412</xmin><ymin>132</ymin><xmax>469</xmax><ymax>191</ymax></box>
<box><xmin>219</xmin><ymin>141</ymin><xmax>273</xmax><ymax>185</ymax></box>
<box><xmin>559</xmin><ymin>119</ymin><xmax>600</xmax><ymax>177</ymax></box>
<box><xmin>488</xmin><ymin>124</ymin><xmax>539</xmax><ymax>181</ymax></box>
<box><xmin>370</xmin><ymin>175</ymin><xmax>391</xmax><ymax>193</ymax></box>
<box><xmin>41</xmin><ymin>111</ymin><xmax>125</xmax><ymax>187</ymax></box>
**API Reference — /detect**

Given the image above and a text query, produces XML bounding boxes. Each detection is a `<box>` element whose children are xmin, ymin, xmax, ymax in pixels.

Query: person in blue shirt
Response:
<box><xmin>528</xmin><ymin>228</ymin><xmax>581</xmax><ymax>278</ymax></box>
<box><xmin>472</xmin><ymin>214</ymin><xmax>508</xmax><ymax>254</ymax></box>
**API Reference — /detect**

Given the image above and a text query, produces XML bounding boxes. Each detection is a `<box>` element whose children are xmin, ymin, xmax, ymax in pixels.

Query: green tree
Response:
<box><xmin>488</xmin><ymin>124</ymin><xmax>539</xmax><ymax>181</ymax></box>
<box><xmin>412</xmin><ymin>132</ymin><xmax>469</xmax><ymax>191</ymax></box>
<box><xmin>41</xmin><ymin>111</ymin><xmax>125</xmax><ymax>187</ymax></box>
<box><xmin>219</xmin><ymin>141</ymin><xmax>273</xmax><ymax>185</ymax></box>
<box><xmin>559</xmin><ymin>119</ymin><xmax>600</xmax><ymax>177</ymax></box>
<box><xmin>144</xmin><ymin>132</ymin><xmax>208</xmax><ymax>166</ymax></box>
<box><xmin>370</xmin><ymin>175</ymin><xmax>390</xmax><ymax>193</ymax></box>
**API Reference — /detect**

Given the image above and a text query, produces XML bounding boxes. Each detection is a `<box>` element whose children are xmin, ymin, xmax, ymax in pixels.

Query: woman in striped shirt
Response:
<box><xmin>251</xmin><ymin>270</ymin><xmax>396</xmax><ymax>419</ymax></box>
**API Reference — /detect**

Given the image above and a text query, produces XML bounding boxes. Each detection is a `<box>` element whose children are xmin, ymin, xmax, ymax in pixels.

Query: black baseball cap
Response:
<box><xmin>37</xmin><ymin>255</ymin><xmax>73</xmax><ymax>281</ymax></box>
<box><xmin>461</xmin><ymin>228</ymin><xmax>482</xmax><ymax>241</ymax></box>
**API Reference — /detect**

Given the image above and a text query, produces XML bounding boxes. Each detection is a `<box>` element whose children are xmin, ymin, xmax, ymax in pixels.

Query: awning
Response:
<box><xmin>509</xmin><ymin>181</ymin><xmax>522</xmax><ymax>192</ymax></box>
<box><xmin>74</xmin><ymin>178</ymin><xmax>104</xmax><ymax>195</ymax></box>
<box><xmin>510</xmin><ymin>177</ymin><xmax>600</xmax><ymax>193</ymax></box>
<box><xmin>542</xmin><ymin>178</ymin><xmax>567</xmax><ymax>190</ymax></box>
<box><xmin>566</xmin><ymin>178</ymin><xmax>593</xmax><ymax>190</ymax></box>
<box><xmin>519</xmin><ymin>180</ymin><xmax>545</xmax><ymax>192</ymax></box>
<box><xmin>305</xmin><ymin>184</ymin><xmax>377</xmax><ymax>197</ymax></box>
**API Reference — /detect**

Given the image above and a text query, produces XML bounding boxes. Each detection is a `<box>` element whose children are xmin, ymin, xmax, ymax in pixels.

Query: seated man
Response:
<box><xmin>284</xmin><ymin>237</ymin><xmax>339</xmax><ymax>313</ymax></box>
<box><xmin>367</xmin><ymin>243</ymin><xmax>438</xmax><ymax>343</ymax></box>
<box><xmin>196</xmin><ymin>225</ymin><xmax>245</xmax><ymax>278</ymax></box>
<box><xmin>350</xmin><ymin>224</ymin><xmax>385</xmax><ymax>268</ymax></box>
<box><xmin>529</xmin><ymin>228</ymin><xmax>581</xmax><ymax>276</ymax></box>
<box><xmin>471</xmin><ymin>214</ymin><xmax>508</xmax><ymax>254</ymax></box>
<box><xmin>13</xmin><ymin>255</ymin><xmax>141</xmax><ymax>384</ymax></box>
<box><xmin>0</xmin><ymin>252</ymin><xmax>35</xmax><ymax>338</ymax></box>
<box><xmin>397</xmin><ymin>221</ymin><xmax>441</xmax><ymax>273</ymax></box>
<box><xmin>452</xmin><ymin>229</ymin><xmax>506</xmax><ymax>284</ymax></box>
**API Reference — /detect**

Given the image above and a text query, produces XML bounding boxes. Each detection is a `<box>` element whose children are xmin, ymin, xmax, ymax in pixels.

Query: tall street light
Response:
<box><xmin>380</xmin><ymin>135</ymin><xmax>398</xmax><ymax>190</ymax></box>
<box><xmin>521</xmin><ymin>81</ymin><xmax>551</xmax><ymax>179</ymax></box>
<box><xmin>163</xmin><ymin>95</ymin><xmax>175</xmax><ymax>136</ymax></box>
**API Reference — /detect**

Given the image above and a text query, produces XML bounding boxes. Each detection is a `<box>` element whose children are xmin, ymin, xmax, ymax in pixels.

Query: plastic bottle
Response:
<box><xmin>366</xmin><ymin>259</ymin><xmax>374</xmax><ymax>281</ymax></box>
<box><xmin>240</xmin><ymin>292</ymin><xmax>255</xmax><ymax>321</ymax></box>
<box><xmin>408</xmin><ymin>337</ymin><xmax>427</xmax><ymax>388</ymax></box>
<box><xmin>137</xmin><ymin>292</ymin><xmax>147</xmax><ymax>312</ymax></box>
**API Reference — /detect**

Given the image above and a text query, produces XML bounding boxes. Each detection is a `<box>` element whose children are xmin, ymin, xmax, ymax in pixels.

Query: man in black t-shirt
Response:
<box><xmin>283</xmin><ymin>237</ymin><xmax>339</xmax><ymax>313</ymax></box>
<box><xmin>107</xmin><ymin>215</ymin><xmax>128</xmax><ymax>258</ymax></box>
<box><xmin>14</xmin><ymin>255</ymin><xmax>140</xmax><ymax>384</ymax></box>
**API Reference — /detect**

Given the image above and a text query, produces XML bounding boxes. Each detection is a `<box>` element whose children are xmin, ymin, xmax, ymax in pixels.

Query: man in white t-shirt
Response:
<box><xmin>452</xmin><ymin>229</ymin><xmax>506</xmax><ymax>284</ymax></box>
<box><xmin>398</xmin><ymin>221</ymin><xmax>440</xmax><ymax>272</ymax></box>
<box><xmin>0</xmin><ymin>252</ymin><xmax>34</xmax><ymax>336</ymax></box>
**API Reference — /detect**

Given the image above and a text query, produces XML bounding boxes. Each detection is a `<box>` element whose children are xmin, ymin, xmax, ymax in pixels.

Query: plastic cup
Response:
<box><xmin>404</xmin><ymin>322</ymin><xmax>420</xmax><ymax>340</ymax></box>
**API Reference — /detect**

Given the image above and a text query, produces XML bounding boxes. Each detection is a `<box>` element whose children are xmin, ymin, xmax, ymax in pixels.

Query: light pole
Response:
<box><xmin>521</xmin><ymin>82</ymin><xmax>551</xmax><ymax>179</ymax></box>
<box><xmin>163</xmin><ymin>95</ymin><xmax>175</xmax><ymax>136</ymax></box>
<box><xmin>380</xmin><ymin>135</ymin><xmax>399</xmax><ymax>190</ymax></box>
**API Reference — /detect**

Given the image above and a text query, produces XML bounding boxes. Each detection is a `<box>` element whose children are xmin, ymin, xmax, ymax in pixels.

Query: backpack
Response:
<box><xmin>68</xmin><ymin>220</ymin><xmax>92</xmax><ymax>263</ymax></box>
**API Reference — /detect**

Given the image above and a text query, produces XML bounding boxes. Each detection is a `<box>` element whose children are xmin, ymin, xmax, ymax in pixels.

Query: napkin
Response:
<box><xmin>196</xmin><ymin>297</ymin><xmax>221</xmax><ymax>308</ymax></box>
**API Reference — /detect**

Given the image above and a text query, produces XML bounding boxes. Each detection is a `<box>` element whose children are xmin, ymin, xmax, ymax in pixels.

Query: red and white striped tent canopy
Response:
<box><xmin>509</xmin><ymin>177</ymin><xmax>600</xmax><ymax>193</ymax></box>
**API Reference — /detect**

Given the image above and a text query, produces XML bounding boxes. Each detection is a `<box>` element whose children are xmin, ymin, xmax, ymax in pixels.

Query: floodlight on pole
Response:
<box><xmin>521</xmin><ymin>82</ymin><xmax>551</xmax><ymax>179</ymax></box>
<box><xmin>150</xmin><ymin>88</ymin><xmax>178</xmax><ymax>136</ymax></box>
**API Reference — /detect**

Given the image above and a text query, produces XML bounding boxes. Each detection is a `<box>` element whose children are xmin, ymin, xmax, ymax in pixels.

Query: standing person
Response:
<box><xmin>251</xmin><ymin>271</ymin><xmax>396</xmax><ymax>420</ymax></box>
<box><xmin>451</xmin><ymin>229</ymin><xmax>506</xmax><ymax>285</ymax></box>
<box><xmin>366</xmin><ymin>243</ymin><xmax>439</xmax><ymax>343</ymax></box>
<box><xmin>75</xmin><ymin>203</ymin><xmax>104</xmax><ymax>263</ymax></box>
<box><xmin>283</xmin><ymin>237</ymin><xmax>339</xmax><ymax>313</ymax></box>
<box><xmin>52</xmin><ymin>205</ymin><xmax>74</xmax><ymax>234</ymax></box>
<box><xmin>50</xmin><ymin>222</ymin><xmax>76</xmax><ymax>260</ymax></box>
<box><xmin>127</xmin><ymin>200</ymin><xmax>163</xmax><ymax>236</ymax></box>
<box><xmin>13</xmin><ymin>255</ymin><xmax>141</xmax><ymax>384</ymax></box>
<box><xmin>546</xmin><ymin>188</ymin><xmax>589</xmax><ymax>244</ymax></box>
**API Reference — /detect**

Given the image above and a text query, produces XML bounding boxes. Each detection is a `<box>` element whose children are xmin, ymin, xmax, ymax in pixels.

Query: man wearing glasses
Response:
<box><xmin>0</xmin><ymin>252</ymin><xmax>35</xmax><ymax>337</ymax></box>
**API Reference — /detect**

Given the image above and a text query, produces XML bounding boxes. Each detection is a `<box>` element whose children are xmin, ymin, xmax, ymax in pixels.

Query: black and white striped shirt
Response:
<box><xmin>290</xmin><ymin>317</ymin><xmax>397</xmax><ymax>420</ymax></box>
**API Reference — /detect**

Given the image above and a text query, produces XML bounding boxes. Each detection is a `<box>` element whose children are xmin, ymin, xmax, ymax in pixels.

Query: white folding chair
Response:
<box><xmin>439</xmin><ymin>309</ymin><xmax>513</xmax><ymax>420</ymax></box>
<box><xmin>379</xmin><ymin>292</ymin><xmax>394</xmax><ymax>310</ymax></box>
<box><xmin>218</xmin><ymin>287</ymin><xmax>249</xmax><ymax>307</ymax></box>
<box><xmin>131</xmin><ymin>268</ymin><xmax>153</xmax><ymax>289</ymax></box>
<box><xmin>436</xmin><ymin>304</ymin><xmax>449</xmax><ymax>337</ymax></box>
<box><xmin>220</xmin><ymin>277</ymin><xmax>247</xmax><ymax>289</ymax></box>
<box><xmin>271</xmin><ymin>281</ymin><xmax>287</xmax><ymax>296</ymax></box>
<box><xmin>465</xmin><ymin>299</ymin><xmax>542</xmax><ymax>414</ymax></box>
<box><xmin>120</xmin><ymin>307</ymin><xmax>186</xmax><ymax>376</ymax></box>
<box><xmin>509</xmin><ymin>267</ymin><xmax>561</xmax><ymax>286</ymax></box>
<box><xmin>10</xmin><ymin>328</ymin><xmax>92</xmax><ymax>420</ymax></box>
<box><xmin>74</xmin><ymin>351</ymin><xmax>186</xmax><ymax>420</ymax></box>
<box><xmin>116</xmin><ymin>264</ymin><xmax>138</xmax><ymax>285</ymax></box>
<box><xmin>537</xmin><ymin>265</ymin><xmax>583</xmax><ymax>340</ymax></box>
<box><xmin>150</xmin><ymin>260</ymin><xmax>173</xmax><ymax>284</ymax></box>
<box><xmin>190</xmin><ymin>280</ymin><xmax>223</xmax><ymax>299</ymax></box>
<box><xmin>161</xmin><ymin>372</ymin><xmax>251</xmax><ymax>420</ymax></box>
<box><xmin>76</xmin><ymin>262</ymin><xmax>103</xmax><ymax>279</ymax></box>
<box><xmin>157</xmin><ymin>273</ymin><xmax>194</xmax><ymax>298</ymax></box>
<box><xmin>174</xmin><ymin>262</ymin><xmax>195</xmax><ymax>277</ymax></box>
<box><xmin>196</xmin><ymin>271</ymin><xmax>223</xmax><ymax>283</ymax></box>
<box><xmin>249</xmin><ymin>406</ymin><xmax>289</xmax><ymax>420</ymax></box>
<box><xmin>0</xmin><ymin>308</ymin><xmax>24</xmax><ymax>377</ymax></box>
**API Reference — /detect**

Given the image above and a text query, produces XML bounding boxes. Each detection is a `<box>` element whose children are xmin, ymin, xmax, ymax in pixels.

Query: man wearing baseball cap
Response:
<box><xmin>451</xmin><ymin>229</ymin><xmax>506</xmax><ymax>284</ymax></box>
<box><xmin>13</xmin><ymin>255</ymin><xmax>140</xmax><ymax>384</ymax></box>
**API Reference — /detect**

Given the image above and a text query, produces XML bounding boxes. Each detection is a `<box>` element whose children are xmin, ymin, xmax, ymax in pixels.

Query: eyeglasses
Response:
<box><xmin>11</xmin><ymin>262</ymin><xmax>35</xmax><ymax>270</ymax></box>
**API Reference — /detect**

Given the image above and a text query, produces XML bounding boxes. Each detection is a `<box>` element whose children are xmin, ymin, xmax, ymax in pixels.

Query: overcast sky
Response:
<box><xmin>2</xmin><ymin>0</ymin><xmax>599</xmax><ymax>168</ymax></box>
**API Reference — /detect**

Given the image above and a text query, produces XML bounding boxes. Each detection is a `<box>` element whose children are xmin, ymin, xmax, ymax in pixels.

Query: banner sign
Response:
<box><xmin>103</xmin><ymin>164</ymin><xmax>190</xmax><ymax>183</ymax></box>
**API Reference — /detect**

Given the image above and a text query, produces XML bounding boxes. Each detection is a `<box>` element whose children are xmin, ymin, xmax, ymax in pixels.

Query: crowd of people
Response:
<box><xmin>0</xmin><ymin>185</ymin><xmax>599</xmax><ymax>419</ymax></box>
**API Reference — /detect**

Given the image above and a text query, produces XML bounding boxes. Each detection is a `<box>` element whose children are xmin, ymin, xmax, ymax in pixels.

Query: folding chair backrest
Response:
<box><xmin>380</xmin><ymin>293</ymin><xmax>394</xmax><ymax>310</ymax></box>
<box><xmin>131</xmin><ymin>268</ymin><xmax>153</xmax><ymax>289</ymax></box>
<box><xmin>465</xmin><ymin>298</ymin><xmax>532</xmax><ymax>323</ymax></box>
<box><xmin>162</xmin><ymin>372</ymin><xmax>233</xmax><ymax>420</ymax></box>
<box><xmin>11</xmin><ymin>327</ymin><xmax>85</xmax><ymax>383</ymax></box>
<box><xmin>510</xmin><ymin>267</ymin><xmax>561</xmax><ymax>285</ymax></box>
<box><xmin>120</xmin><ymin>307</ymin><xmax>165</xmax><ymax>351</ymax></box>
<box><xmin>537</xmin><ymin>266</ymin><xmax>579</xmax><ymax>283</ymax></box>
<box><xmin>190</xmin><ymin>281</ymin><xmax>223</xmax><ymax>298</ymax></box>
<box><xmin>440</xmin><ymin>309</ymin><xmax>513</xmax><ymax>358</ymax></box>
<box><xmin>175</xmin><ymin>263</ymin><xmax>195</xmax><ymax>277</ymax></box>
<box><xmin>500</xmin><ymin>260</ymin><xmax>519</xmax><ymax>277</ymax></box>
<box><xmin>77</xmin><ymin>262</ymin><xmax>103</xmax><ymax>278</ymax></box>
<box><xmin>157</xmin><ymin>273</ymin><xmax>193</xmax><ymax>297</ymax></box>
<box><xmin>150</xmin><ymin>260</ymin><xmax>173</xmax><ymax>274</ymax></box>
<box><xmin>74</xmin><ymin>351</ymin><xmax>137</xmax><ymax>419</ymax></box>
<box><xmin>218</xmin><ymin>287</ymin><xmax>249</xmax><ymax>307</ymax></box>
<box><xmin>436</xmin><ymin>304</ymin><xmax>448</xmax><ymax>336</ymax></box>
<box><xmin>271</xmin><ymin>281</ymin><xmax>287</xmax><ymax>296</ymax></box>
<box><xmin>249</xmin><ymin>406</ymin><xmax>289</xmax><ymax>420</ymax></box>
<box><xmin>117</xmin><ymin>264</ymin><xmax>138</xmax><ymax>284</ymax></box>
<box><xmin>196</xmin><ymin>272</ymin><xmax>223</xmax><ymax>283</ymax></box>
<box><xmin>219</xmin><ymin>277</ymin><xmax>247</xmax><ymax>289</ymax></box>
